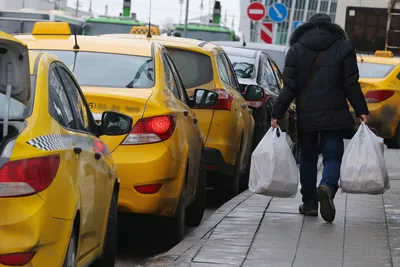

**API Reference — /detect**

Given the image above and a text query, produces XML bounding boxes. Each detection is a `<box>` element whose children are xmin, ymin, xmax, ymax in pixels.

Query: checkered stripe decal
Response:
<box><xmin>131</xmin><ymin>28</ymin><xmax>158</xmax><ymax>35</ymax></box>
<box><xmin>27</xmin><ymin>134</ymin><xmax>75</xmax><ymax>151</ymax></box>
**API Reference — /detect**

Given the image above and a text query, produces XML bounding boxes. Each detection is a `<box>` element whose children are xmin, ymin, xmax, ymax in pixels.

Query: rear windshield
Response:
<box><xmin>173</xmin><ymin>29</ymin><xmax>231</xmax><ymax>41</ymax></box>
<box><xmin>0</xmin><ymin>19</ymin><xmax>36</xmax><ymax>34</ymax></box>
<box><xmin>33</xmin><ymin>50</ymin><xmax>155</xmax><ymax>88</ymax></box>
<box><xmin>357</xmin><ymin>62</ymin><xmax>396</xmax><ymax>78</ymax></box>
<box><xmin>167</xmin><ymin>48</ymin><xmax>213</xmax><ymax>89</ymax></box>
<box><xmin>226</xmin><ymin>54</ymin><xmax>256</xmax><ymax>79</ymax></box>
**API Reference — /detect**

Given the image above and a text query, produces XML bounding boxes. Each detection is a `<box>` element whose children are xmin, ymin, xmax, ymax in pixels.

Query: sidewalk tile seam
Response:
<box><xmin>341</xmin><ymin>193</ymin><xmax>348</xmax><ymax>267</ymax></box>
<box><xmin>382</xmin><ymin>194</ymin><xmax>395</xmax><ymax>267</ymax></box>
<box><xmin>290</xmin><ymin>214</ymin><xmax>305</xmax><ymax>267</ymax></box>
<box><xmin>166</xmin><ymin>192</ymin><xmax>255</xmax><ymax>266</ymax></box>
<box><xmin>239</xmin><ymin>197</ymin><xmax>274</xmax><ymax>267</ymax></box>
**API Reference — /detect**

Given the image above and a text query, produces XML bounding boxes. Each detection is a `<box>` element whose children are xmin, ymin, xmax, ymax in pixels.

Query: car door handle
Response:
<box><xmin>94</xmin><ymin>152</ymin><xmax>102</xmax><ymax>160</ymax></box>
<box><xmin>193</xmin><ymin>118</ymin><xmax>198</xmax><ymax>124</ymax></box>
<box><xmin>73</xmin><ymin>147</ymin><xmax>82</xmax><ymax>155</ymax></box>
<box><xmin>183</xmin><ymin>110</ymin><xmax>189</xmax><ymax>117</ymax></box>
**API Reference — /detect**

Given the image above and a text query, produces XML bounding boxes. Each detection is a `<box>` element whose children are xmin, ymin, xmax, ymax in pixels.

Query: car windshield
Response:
<box><xmin>357</xmin><ymin>62</ymin><xmax>396</xmax><ymax>78</ymax></box>
<box><xmin>167</xmin><ymin>48</ymin><xmax>213</xmax><ymax>89</ymax></box>
<box><xmin>84</xmin><ymin>21</ymin><xmax>136</xmax><ymax>35</ymax></box>
<box><xmin>33</xmin><ymin>50</ymin><xmax>155</xmax><ymax>88</ymax></box>
<box><xmin>0</xmin><ymin>94</ymin><xmax>27</xmax><ymax>119</ymax></box>
<box><xmin>0</xmin><ymin>19</ymin><xmax>36</xmax><ymax>34</ymax></box>
<box><xmin>173</xmin><ymin>29</ymin><xmax>231</xmax><ymax>41</ymax></box>
<box><xmin>227</xmin><ymin>54</ymin><xmax>256</xmax><ymax>79</ymax></box>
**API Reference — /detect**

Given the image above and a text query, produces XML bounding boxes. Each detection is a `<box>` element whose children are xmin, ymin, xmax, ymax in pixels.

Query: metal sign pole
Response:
<box><xmin>184</xmin><ymin>0</ymin><xmax>190</xmax><ymax>37</ymax></box>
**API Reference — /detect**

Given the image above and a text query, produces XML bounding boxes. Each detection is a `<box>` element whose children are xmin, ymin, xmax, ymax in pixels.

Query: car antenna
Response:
<box><xmin>242</xmin><ymin>35</ymin><xmax>246</xmax><ymax>47</ymax></box>
<box><xmin>73</xmin><ymin>28</ymin><xmax>80</xmax><ymax>50</ymax></box>
<box><xmin>146</xmin><ymin>0</ymin><xmax>152</xmax><ymax>38</ymax></box>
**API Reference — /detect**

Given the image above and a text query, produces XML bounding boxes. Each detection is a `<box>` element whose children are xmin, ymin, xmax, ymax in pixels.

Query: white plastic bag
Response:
<box><xmin>340</xmin><ymin>123</ymin><xmax>390</xmax><ymax>194</ymax></box>
<box><xmin>249</xmin><ymin>127</ymin><xmax>299</xmax><ymax>198</ymax></box>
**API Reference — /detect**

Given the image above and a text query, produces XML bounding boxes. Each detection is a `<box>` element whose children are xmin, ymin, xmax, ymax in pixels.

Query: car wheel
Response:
<box><xmin>186</xmin><ymin>160</ymin><xmax>206</xmax><ymax>226</ymax></box>
<box><xmin>63</xmin><ymin>230</ymin><xmax>77</xmax><ymax>267</ymax></box>
<box><xmin>387</xmin><ymin>124</ymin><xmax>400</xmax><ymax>149</ymax></box>
<box><xmin>92</xmin><ymin>195</ymin><xmax>118</xmax><ymax>267</ymax></box>
<box><xmin>164</xmin><ymin>187</ymin><xmax>185</xmax><ymax>247</ymax></box>
<box><xmin>226</xmin><ymin>151</ymin><xmax>241</xmax><ymax>200</ymax></box>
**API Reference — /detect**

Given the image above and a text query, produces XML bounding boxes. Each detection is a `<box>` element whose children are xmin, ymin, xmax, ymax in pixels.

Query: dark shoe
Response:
<box><xmin>316</xmin><ymin>185</ymin><xmax>336</xmax><ymax>223</ymax></box>
<box><xmin>299</xmin><ymin>201</ymin><xmax>318</xmax><ymax>216</ymax></box>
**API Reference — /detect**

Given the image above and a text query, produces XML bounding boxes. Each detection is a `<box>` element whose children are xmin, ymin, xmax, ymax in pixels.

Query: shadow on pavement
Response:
<box><xmin>116</xmin><ymin>189</ymin><xmax>227</xmax><ymax>264</ymax></box>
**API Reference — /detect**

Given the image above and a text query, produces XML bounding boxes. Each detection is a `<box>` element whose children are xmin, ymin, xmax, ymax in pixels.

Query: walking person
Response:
<box><xmin>270</xmin><ymin>13</ymin><xmax>369</xmax><ymax>223</ymax></box>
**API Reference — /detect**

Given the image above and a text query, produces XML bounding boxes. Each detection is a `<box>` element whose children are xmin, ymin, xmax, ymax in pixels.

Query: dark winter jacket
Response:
<box><xmin>271</xmin><ymin>17</ymin><xmax>369</xmax><ymax>133</ymax></box>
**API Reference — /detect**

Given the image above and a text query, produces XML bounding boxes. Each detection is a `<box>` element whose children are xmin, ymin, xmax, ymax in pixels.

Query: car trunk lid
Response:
<box><xmin>82</xmin><ymin>86</ymin><xmax>153</xmax><ymax>152</ymax></box>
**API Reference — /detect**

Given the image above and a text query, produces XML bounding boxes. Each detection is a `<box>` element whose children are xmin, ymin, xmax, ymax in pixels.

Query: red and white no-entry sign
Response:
<box><xmin>247</xmin><ymin>2</ymin><xmax>266</xmax><ymax>21</ymax></box>
<box><xmin>260</xmin><ymin>22</ymin><xmax>273</xmax><ymax>44</ymax></box>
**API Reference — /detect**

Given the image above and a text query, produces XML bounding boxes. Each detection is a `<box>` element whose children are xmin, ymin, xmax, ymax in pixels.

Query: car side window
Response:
<box><xmin>260</xmin><ymin>55</ymin><xmax>279</xmax><ymax>89</ymax></box>
<box><xmin>165</xmin><ymin>54</ymin><xmax>188</xmax><ymax>104</ymax></box>
<box><xmin>162</xmin><ymin>55</ymin><xmax>181</xmax><ymax>100</ymax></box>
<box><xmin>48</xmin><ymin>68</ymin><xmax>77</xmax><ymax>129</ymax></box>
<box><xmin>58</xmin><ymin>67</ymin><xmax>90</xmax><ymax>132</ymax></box>
<box><xmin>269</xmin><ymin>59</ymin><xmax>283</xmax><ymax>89</ymax></box>
<box><xmin>217</xmin><ymin>54</ymin><xmax>231</xmax><ymax>85</ymax></box>
<box><xmin>222</xmin><ymin>53</ymin><xmax>239</xmax><ymax>90</ymax></box>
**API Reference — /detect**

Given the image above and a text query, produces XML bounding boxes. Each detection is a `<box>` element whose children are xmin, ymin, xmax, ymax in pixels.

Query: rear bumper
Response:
<box><xmin>203</xmin><ymin>147</ymin><xmax>234</xmax><ymax>177</ymax></box>
<box><xmin>0</xmin><ymin>195</ymin><xmax>72</xmax><ymax>267</ymax></box>
<box><xmin>112</xmin><ymin>143</ymin><xmax>186</xmax><ymax>217</ymax></box>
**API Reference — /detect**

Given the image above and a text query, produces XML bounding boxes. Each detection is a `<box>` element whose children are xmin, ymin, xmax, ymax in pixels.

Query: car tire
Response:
<box><xmin>164</xmin><ymin>186</ymin><xmax>185</xmax><ymax>247</ymax></box>
<box><xmin>387</xmin><ymin>124</ymin><xmax>400</xmax><ymax>149</ymax></box>
<box><xmin>186</xmin><ymin>160</ymin><xmax>206</xmax><ymax>226</ymax></box>
<box><xmin>92</xmin><ymin>195</ymin><xmax>118</xmax><ymax>267</ymax></box>
<box><xmin>226</xmin><ymin>151</ymin><xmax>241</xmax><ymax>200</ymax></box>
<box><xmin>63</xmin><ymin>229</ymin><xmax>77</xmax><ymax>267</ymax></box>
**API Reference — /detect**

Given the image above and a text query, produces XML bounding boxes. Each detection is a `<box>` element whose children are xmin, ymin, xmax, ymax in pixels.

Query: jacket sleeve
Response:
<box><xmin>342</xmin><ymin>41</ymin><xmax>369</xmax><ymax>117</ymax></box>
<box><xmin>271</xmin><ymin>45</ymin><xmax>298</xmax><ymax>120</ymax></box>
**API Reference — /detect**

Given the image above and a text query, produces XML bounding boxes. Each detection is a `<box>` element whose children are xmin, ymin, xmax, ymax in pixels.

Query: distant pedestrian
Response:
<box><xmin>270</xmin><ymin>13</ymin><xmax>369</xmax><ymax>223</ymax></box>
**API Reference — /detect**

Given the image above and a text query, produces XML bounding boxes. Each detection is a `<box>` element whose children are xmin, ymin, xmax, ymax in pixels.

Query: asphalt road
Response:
<box><xmin>115</xmin><ymin>189</ymin><xmax>225</xmax><ymax>266</ymax></box>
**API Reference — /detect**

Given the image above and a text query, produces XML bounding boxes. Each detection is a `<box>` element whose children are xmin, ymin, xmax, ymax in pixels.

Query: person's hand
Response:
<box><xmin>360</xmin><ymin>114</ymin><xmax>368</xmax><ymax>124</ymax></box>
<box><xmin>271</xmin><ymin>118</ymin><xmax>278</xmax><ymax>128</ymax></box>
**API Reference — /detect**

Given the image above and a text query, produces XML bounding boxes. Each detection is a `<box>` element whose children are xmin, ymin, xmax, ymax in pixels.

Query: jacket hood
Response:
<box><xmin>289</xmin><ymin>21</ymin><xmax>348</xmax><ymax>51</ymax></box>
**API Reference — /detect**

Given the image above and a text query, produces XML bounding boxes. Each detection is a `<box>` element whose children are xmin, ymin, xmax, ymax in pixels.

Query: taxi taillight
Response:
<box><xmin>122</xmin><ymin>115</ymin><xmax>177</xmax><ymax>145</ymax></box>
<box><xmin>0</xmin><ymin>252</ymin><xmax>36</xmax><ymax>266</ymax></box>
<box><xmin>0</xmin><ymin>155</ymin><xmax>60</xmax><ymax>197</ymax></box>
<box><xmin>364</xmin><ymin>90</ymin><xmax>395</xmax><ymax>103</ymax></box>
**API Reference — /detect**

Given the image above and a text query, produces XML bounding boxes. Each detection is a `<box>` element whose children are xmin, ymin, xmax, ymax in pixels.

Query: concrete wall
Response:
<box><xmin>335</xmin><ymin>0</ymin><xmax>400</xmax><ymax>27</ymax></box>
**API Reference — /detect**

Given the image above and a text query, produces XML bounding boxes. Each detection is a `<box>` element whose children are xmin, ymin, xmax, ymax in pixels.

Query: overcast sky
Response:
<box><xmin>67</xmin><ymin>0</ymin><xmax>242</xmax><ymax>32</ymax></box>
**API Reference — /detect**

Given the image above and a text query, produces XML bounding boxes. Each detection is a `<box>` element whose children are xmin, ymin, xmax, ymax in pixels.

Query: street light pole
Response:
<box><xmin>183</xmin><ymin>0</ymin><xmax>189</xmax><ymax>37</ymax></box>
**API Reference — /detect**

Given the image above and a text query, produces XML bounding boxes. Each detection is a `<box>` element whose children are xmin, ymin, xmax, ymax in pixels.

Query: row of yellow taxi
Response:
<box><xmin>0</xmin><ymin>22</ymin><xmax>264</xmax><ymax>266</ymax></box>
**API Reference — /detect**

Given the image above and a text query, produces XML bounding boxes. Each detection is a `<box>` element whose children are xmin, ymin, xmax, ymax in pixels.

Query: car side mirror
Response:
<box><xmin>100</xmin><ymin>111</ymin><xmax>133</xmax><ymax>136</ymax></box>
<box><xmin>243</xmin><ymin>85</ymin><xmax>264</xmax><ymax>101</ymax></box>
<box><xmin>194</xmin><ymin>89</ymin><xmax>219</xmax><ymax>108</ymax></box>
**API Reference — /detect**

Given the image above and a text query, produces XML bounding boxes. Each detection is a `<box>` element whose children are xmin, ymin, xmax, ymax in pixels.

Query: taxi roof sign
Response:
<box><xmin>130</xmin><ymin>25</ymin><xmax>160</xmax><ymax>36</ymax></box>
<box><xmin>32</xmin><ymin>22</ymin><xmax>71</xmax><ymax>35</ymax></box>
<box><xmin>374</xmin><ymin>50</ymin><xmax>394</xmax><ymax>58</ymax></box>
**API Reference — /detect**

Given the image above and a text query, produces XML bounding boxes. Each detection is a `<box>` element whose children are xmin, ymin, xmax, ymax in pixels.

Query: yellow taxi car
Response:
<box><xmin>17</xmin><ymin>22</ymin><xmax>219</xmax><ymax>244</ymax></box>
<box><xmin>102</xmin><ymin>33</ymin><xmax>263</xmax><ymax>197</ymax></box>
<box><xmin>353</xmin><ymin>50</ymin><xmax>400</xmax><ymax>147</ymax></box>
<box><xmin>0</xmin><ymin>32</ymin><xmax>132</xmax><ymax>266</ymax></box>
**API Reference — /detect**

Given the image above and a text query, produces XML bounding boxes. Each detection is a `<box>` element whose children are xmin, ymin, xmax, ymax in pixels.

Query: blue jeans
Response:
<box><xmin>299</xmin><ymin>131</ymin><xmax>344</xmax><ymax>203</ymax></box>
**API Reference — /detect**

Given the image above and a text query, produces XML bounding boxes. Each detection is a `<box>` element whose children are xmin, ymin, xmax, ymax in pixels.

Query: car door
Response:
<box><xmin>165</xmin><ymin>53</ymin><xmax>202</xmax><ymax>195</ymax></box>
<box><xmin>218</xmin><ymin>52</ymin><xmax>254</xmax><ymax>169</ymax></box>
<box><xmin>57</xmin><ymin>64</ymin><xmax>110</xmax><ymax>254</ymax></box>
<box><xmin>161</xmin><ymin>52</ymin><xmax>196</xmax><ymax>195</ymax></box>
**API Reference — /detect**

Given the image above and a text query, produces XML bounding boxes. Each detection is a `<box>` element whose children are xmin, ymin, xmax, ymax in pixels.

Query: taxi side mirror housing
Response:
<box><xmin>194</xmin><ymin>89</ymin><xmax>219</xmax><ymax>108</ymax></box>
<box><xmin>243</xmin><ymin>84</ymin><xmax>264</xmax><ymax>101</ymax></box>
<box><xmin>100</xmin><ymin>111</ymin><xmax>133</xmax><ymax>136</ymax></box>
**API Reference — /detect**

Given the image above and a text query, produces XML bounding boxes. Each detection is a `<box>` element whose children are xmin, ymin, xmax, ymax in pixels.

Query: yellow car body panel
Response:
<box><xmin>102</xmin><ymin>34</ymin><xmax>255</xmax><ymax>176</ymax></box>
<box><xmin>0</xmin><ymin>33</ymin><xmax>117</xmax><ymax>266</ymax></box>
<box><xmin>16</xmin><ymin>25</ymin><xmax>204</xmax><ymax>217</ymax></box>
<box><xmin>351</xmin><ymin>55</ymin><xmax>400</xmax><ymax>139</ymax></box>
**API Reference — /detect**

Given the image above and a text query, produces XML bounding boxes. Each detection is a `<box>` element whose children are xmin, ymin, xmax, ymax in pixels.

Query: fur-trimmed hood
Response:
<box><xmin>289</xmin><ymin>21</ymin><xmax>348</xmax><ymax>51</ymax></box>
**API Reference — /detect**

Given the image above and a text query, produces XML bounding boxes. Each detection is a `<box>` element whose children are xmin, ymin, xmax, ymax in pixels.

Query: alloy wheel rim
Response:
<box><xmin>66</xmin><ymin>235</ymin><xmax>76</xmax><ymax>267</ymax></box>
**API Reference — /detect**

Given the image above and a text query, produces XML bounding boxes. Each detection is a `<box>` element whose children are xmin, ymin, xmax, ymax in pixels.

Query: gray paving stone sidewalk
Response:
<box><xmin>143</xmin><ymin>149</ymin><xmax>400</xmax><ymax>267</ymax></box>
